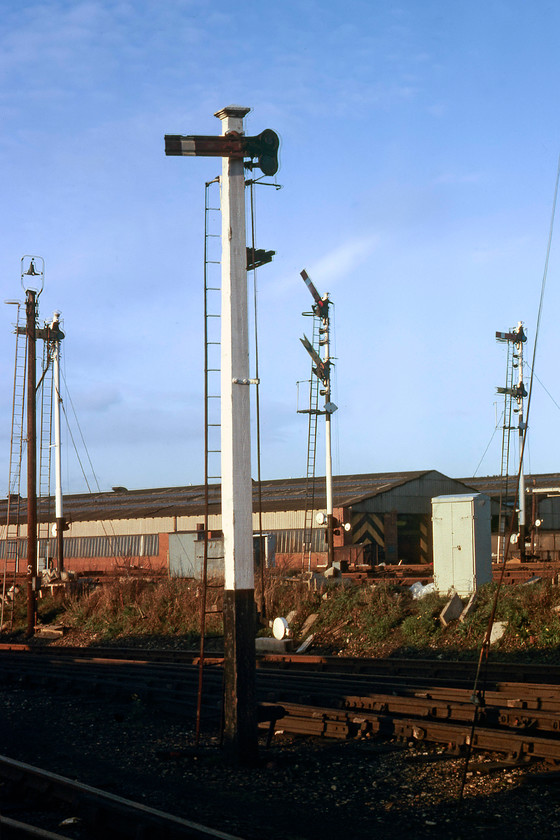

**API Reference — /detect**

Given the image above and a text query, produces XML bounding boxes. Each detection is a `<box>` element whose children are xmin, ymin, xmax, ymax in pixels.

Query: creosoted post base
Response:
<box><xmin>223</xmin><ymin>589</ymin><xmax>258</xmax><ymax>765</ymax></box>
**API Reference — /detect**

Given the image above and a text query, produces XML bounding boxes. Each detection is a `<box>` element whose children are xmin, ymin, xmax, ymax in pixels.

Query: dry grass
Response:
<box><xmin>4</xmin><ymin>572</ymin><xmax>560</xmax><ymax>660</ymax></box>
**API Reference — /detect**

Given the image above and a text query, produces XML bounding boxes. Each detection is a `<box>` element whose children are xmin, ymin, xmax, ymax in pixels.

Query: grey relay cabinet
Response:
<box><xmin>431</xmin><ymin>493</ymin><xmax>492</xmax><ymax>596</ymax></box>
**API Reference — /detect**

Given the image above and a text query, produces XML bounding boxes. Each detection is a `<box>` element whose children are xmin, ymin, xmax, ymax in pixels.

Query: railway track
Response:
<box><xmin>4</xmin><ymin>642</ymin><xmax>560</xmax><ymax>684</ymax></box>
<box><xmin>2</xmin><ymin>647</ymin><xmax>560</xmax><ymax>763</ymax></box>
<box><xmin>0</xmin><ymin>754</ymin><xmax>246</xmax><ymax>839</ymax></box>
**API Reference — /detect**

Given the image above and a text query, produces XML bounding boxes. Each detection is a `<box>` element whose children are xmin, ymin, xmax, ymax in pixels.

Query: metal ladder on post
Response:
<box><xmin>196</xmin><ymin>176</ymin><xmax>225</xmax><ymax>742</ymax></box>
<box><xmin>37</xmin><ymin>339</ymin><xmax>54</xmax><ymax>570</ymax></box>
<box><xmin>300</xmin><ymin>315</ymin><xmax>321</xmax><ymax>570</ymax></box>
<box><xmin>497</xmin><ymin>335</ymin><xmax>516</xmax><ymax>562</ymax></box>
<box><xmin>2</xmin><ymin>304</ymin><xmax>27</xmax><ymax>628</ymax></box>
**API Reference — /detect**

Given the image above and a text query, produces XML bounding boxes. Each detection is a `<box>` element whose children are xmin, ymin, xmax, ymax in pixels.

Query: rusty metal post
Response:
<box><xmin>215</xmin><ymin>104</ymin><xmax>258</xmax><ymax>765</ymax></box>
<box><xmin>25</xmin><ymin>289</ymin><xmax>37</xmax><ymax>637</ymax></box>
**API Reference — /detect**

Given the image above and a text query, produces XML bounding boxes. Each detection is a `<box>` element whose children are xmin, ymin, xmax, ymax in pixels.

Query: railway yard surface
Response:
<box><xmin>1</xmin><ymin>646</ymin><xmax>560</xmax><ymax>839</ymax></box>
<box><xmin>3</xmin><ymin>576</ymin><xmax>560</xmax><ymax>837</ymax></box>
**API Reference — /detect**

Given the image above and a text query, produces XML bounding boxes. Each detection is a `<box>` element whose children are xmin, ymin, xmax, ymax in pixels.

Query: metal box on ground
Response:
<box><xmin>168</xmin><ymin>532</ymin><xmax>276</xmax><ymax>578</ymax></box>
<box><xmin>431</xmin><ymin>493</ymin><xmax>492</xmax><ymax>597</ymax></box>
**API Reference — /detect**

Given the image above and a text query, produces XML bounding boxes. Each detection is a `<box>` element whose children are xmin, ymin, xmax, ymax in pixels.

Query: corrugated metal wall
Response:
<box><xmin>63</xmin><ymin>510</ymin><xmax>306</xmax><ymax>538</ymax></box>
<box><xmin>273</xmin><ymin>528</ymin><xmax>326</xmax><ymax>553</ymax></box>
<box><xmin>0</xmin><ymin>533</ymin><xmax>159</xmax><ymax>560</ymax></box>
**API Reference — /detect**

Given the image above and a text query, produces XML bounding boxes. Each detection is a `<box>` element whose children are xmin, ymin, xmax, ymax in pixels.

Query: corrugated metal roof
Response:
<box><xmin>458</xmin><ymin>473</ymin><xmax>560</xmax><ymax>498</ymax></box>
<box><xmin>3</xmin><ymin>469</ymin><xmax>556</xmax><ymax>525</ymax></box>
<box><xmin>1</xmin><ymin>470</ymin><xmax>437</xmax><ymax>524</ymax></box>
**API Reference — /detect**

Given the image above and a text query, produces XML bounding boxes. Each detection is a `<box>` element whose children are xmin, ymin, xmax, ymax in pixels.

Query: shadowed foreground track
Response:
<box><xmin>0</xmin><ymin>753</ymin><xmax>245</xmax><ymax>839</ymax></box>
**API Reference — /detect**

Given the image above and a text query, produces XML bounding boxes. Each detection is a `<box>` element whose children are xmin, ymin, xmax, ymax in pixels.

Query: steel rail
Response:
<box><xmin>4</xmin><ymin>653</ymin><xmax>560</xmax><ymax>729</ymax></box>
<box><xmin>276</xmin><ymin>702</ymin><xmax>560</xmax><ymax>761</ymax></box>
<box><xmin>0</xmin><ymin>754</ymin><xmax>246</xmax><ymax>840</ymax></box>
<box><xmin>4</xmin><ymin>645</ymin><xmax>560</xmax><ymax>685</ymax></box>
<box><xmin>0</xmin><ymin>814</ymin><xmax>71</xmax><ymax>839</ymax></box>
<box><xmin>4</xmin><ymin>650</ymin><xmax>560</xmax><ymax>757</ymax></box>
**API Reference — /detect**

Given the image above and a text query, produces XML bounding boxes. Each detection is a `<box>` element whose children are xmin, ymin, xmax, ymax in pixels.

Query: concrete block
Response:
<box><xmin>489</xmin><ymin>621</ymin><xmax>507</xmax><ymax>644</ymax></box>
<box><xmin>255</xmin><ymin>637</ymin><xmax>293</xmax><ymax>654</ymax></box>
<box><xmin>439</xmin><ymin>592</ymin><xmax>464</xmax><ymax>627</ymax></box>
<box><xmin>303</xmin><ymin>572</ymin><xmax>327</xmax><ymax>591</ymax></box>
<box><xmin>459</xmin><ymin>591</ymin><xmax>477</xmax><ymax>623</ymax></box>
<box><xmin>296</xmin><ymin>634</ymin><xmax>315</xmax><ymax>653</ymax></box>
<box><xmin>35</xmin><ymin>625</ymin><xmax>65</xmax><ymax>639</ymax></box>
<box><xmin>300</xmin><ymin>613</ymin><xmax>318</xmax><ymax>638</ymax></box>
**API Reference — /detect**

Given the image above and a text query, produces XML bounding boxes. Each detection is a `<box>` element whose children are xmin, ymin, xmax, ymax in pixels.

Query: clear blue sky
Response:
<box><xmin>2</xmin><ymin>0</ymin><xmax>560</xmax><ymax>494</ymax></box>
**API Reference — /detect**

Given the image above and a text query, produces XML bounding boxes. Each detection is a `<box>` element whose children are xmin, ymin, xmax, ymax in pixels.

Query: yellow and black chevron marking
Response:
<box><xmin>419</xmin><ymin>517</ymin><xmax>430</xmax><ymax>564</ymax></box>
<box><xmin>351</xmin><ymin>512</ymin><xmax>384</xmax><ymax>546</ymax></box>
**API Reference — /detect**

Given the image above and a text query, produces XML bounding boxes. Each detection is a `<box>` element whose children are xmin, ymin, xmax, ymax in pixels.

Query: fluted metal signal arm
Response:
<box><xmin>300</xmin><ymin>269</ymin><xmax>328</xmax><ymax>318</ymax></box>
<box><xmin>497</xmin><ymin>383</ymin><xmax>528</xmax><ymax>398</ymax></box>
<box><xmin>247</xmin><ymin>248</ymin><xmax>275</xmax><ymax>270</ymax></box>
<box><xmin>300</xmin><ymin>334</ymin><xmax>328</xmax><ymax>383</ymax></box>
<box><xmin>165</xmin><ymin>128</ymin><xmax>279</xmax><ymax>176</ymax></box>
<box><xmin>496</xmin><ymin>327</ymin><xmax>527</xmax><ymax>344</ymax></box>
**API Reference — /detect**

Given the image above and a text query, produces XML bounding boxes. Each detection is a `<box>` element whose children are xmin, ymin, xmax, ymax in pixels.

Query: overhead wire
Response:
<box><xmin>525</xmin><ymin>361</ymin><xmax>560</xmax><ymax>414</ymax></box>
<box><xmin>473</xmin><ymin>409</ymin><xmax>504</xmax><ymax>477</ymax></box>
<box><xmin>58</xmin><ymin>368</ymin><xmax>129</xmax><ymax>567</ymax></box>
<box><xmin>458</xmin><ymin>151</ymin><xmax>560</xmax><ymax>801</ymax></box>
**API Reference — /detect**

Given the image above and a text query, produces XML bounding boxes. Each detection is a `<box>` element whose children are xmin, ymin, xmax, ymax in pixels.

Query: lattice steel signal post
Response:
<box><xmin>165</xmin><ymin>106</ymin><xmax>279</xmax><ymax>763</ymax></box>
<box><xmin>299</xmin><ymin>270</ymin><xmax>337</xmax><ymax>569</ymax></box>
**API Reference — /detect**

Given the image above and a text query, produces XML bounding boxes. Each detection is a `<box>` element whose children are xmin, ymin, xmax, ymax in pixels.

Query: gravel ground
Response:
<box><xmin>1</xmin><ymin>684</ymin><xmax>560</xmax><ymax>839</ymax></box>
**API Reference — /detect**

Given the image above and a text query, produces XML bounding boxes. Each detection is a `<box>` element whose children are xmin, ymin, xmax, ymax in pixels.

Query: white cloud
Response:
<box><xmin>308</xmin><ymin>234</ymin><xmax>380</xmax><ymax>289</ymax></box>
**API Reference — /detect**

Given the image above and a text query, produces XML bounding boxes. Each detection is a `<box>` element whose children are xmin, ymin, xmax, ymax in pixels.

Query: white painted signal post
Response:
<box><xmin>165</xmin><ymin>106</ymin><xmax>279</xmax><ymax>763</ymax></box>
<box><xmin>215</xmin><ymin>104</ymin><xmax>258</xmax><ymax>763</ymax></box>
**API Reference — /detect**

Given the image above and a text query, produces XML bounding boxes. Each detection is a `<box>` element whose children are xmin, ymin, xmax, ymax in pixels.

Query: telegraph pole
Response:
<box><xmin>21</xmin><ymin>257</ymin><xmax>44</xmax><ymax>637</ymax></box>
<box><xmin>25</xmin><ymin>287</ymin><xmax>37</xmax><ymax>636</ymax></box>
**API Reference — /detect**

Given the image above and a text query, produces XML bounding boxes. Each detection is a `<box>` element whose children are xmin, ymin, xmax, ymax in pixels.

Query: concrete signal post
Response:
<box><xmin>165</xmin><ymin>106</ymin><xmax>279</xmax><ymax>763</ymax></box>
